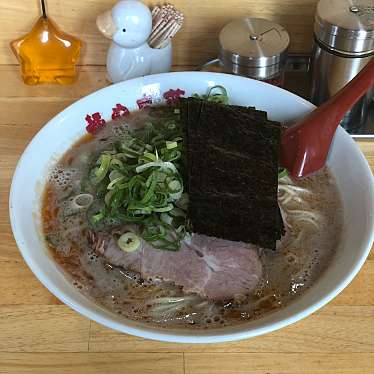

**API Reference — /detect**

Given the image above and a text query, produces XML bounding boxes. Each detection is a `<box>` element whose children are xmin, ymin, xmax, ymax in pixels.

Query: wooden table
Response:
<box><xmin>1</xmin><ymin>65</ymin><xmax>373</xmax><ymax>374</ymax></box>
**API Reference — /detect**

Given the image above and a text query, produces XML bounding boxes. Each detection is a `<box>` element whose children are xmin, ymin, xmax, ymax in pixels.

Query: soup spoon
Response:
<box><xmin>280</xmin><ymin>59</ymin><xmax>374</xmax><ymax>179</ymax></box>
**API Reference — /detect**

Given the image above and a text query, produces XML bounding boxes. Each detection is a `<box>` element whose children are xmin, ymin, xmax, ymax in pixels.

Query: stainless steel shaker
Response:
<box><xmin>310</xmin><ymin>0</ymin><xmax>374</xmax><ymax>133</ymax></box>
<box><xmin>218</xmin><ymin>18</ymin><xmax>290</xmax><ymax>86</ymax></box>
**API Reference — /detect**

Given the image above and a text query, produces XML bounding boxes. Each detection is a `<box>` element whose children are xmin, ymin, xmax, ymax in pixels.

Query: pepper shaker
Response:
<box><xmin>218</xmin><ymin>18</ymin><xmax>290</xmax><ymax>86</ymax></box>
<box><xmin>310</xmin><ymin>0</ymin><xmax>374</xmax><ymax>133</ymax></box>
<box><xmin>199</xmin><ymin>18</ymin><xmax>290</xmax><ymax>86</ymax></box>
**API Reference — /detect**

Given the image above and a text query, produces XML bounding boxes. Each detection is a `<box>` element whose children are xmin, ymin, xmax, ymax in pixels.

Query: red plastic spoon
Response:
<box><xmin>280</xmin><ymin>59</ymin><xmax>374</xmax><ymax>179</ymax></box>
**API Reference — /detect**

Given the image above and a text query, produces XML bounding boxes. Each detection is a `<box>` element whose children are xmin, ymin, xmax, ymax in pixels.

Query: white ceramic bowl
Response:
<box><xmin>10</xmin><ymin>72</ymin><xmax>374</xmax><ymax>343</ymax></box>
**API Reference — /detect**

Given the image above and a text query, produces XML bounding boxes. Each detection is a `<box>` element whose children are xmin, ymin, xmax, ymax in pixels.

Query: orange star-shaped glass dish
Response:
<box><xmin>11</xmin><ymin>16</ymin><xmax>82</xmax><ymax>85</ymax></box>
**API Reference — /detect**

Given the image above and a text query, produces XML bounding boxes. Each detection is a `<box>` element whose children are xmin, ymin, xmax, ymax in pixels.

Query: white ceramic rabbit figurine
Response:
<box><xmin>97</xmin><ymin>0</ymin><xmax>172</xmax><ymax>83</ymax></box>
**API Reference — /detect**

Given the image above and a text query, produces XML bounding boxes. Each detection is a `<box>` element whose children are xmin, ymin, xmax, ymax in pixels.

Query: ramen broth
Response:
<box><xmin>42</xmin><ymin>108</ymin><xmax>343</xmax><ymax>328</ymax></box>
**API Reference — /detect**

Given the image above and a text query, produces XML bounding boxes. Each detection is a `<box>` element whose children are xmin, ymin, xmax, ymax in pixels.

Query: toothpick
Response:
<box><xmin>148</xmin><ymin>3</ymin><xmax>184</xmax><ymax>49</ymax></box>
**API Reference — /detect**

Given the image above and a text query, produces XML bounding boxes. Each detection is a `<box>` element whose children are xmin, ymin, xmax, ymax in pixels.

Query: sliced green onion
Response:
<box><xmin>114</xmin><ymin>153</ymin><xmax>128</xmax><ymax>160</ymax></box>
<box><xmin>153</xmin><ymin>203</ymin><xmax>174</xmax><ymax>213</ymax></box>
<box><xmin>110</xmin><ymin>158</ymin><xmax>123</xmax><ymax>168</ymax></box>
<box><xmin>109</xmin><ymin>170</ymin><xmax>123</xmax><ymax>181</ymax></box>
<box><xmin>91</xmin><ymin>212</ymin><xmax>104</xmax><ymax>224</ymax></box>
<box><xmin>140</xmin><ymin>175</ymin><xmax>158</xmax><ymax>204</ymax></box>
<box><xmin>193</xmin><ymin>85</ymin><xmax>229</xmax><ymax>105</ymax></box>
<box><xmin>150</xmin><ymin>238</ymin><xmax>180</xmax><ymax>251</ymax></box>
<box><xmin>135</xmin><ymin>161</ymin><xmax>177</xmax><ymax>174</ymax></box>
<box><xmin>169</xmin><ymin>180</ymin><xmax>183</xmax><ymax>200</ymax></box>
<box><xmin>115</xmin><ymin>212</ymin><xmax>145</xmax><ymax>223</ymax></box>
<box><xmin>143</xmin><ymin>224</ymin><xmax>166</xmax><ymax>241</ymax></box>
<box><xmin>278</xmin><ymin>168</ymin><xmax>288</xmax><ymax>179</ymax></box>
<box><xmin>72</xmin><ymin>194</ymin><xmax>93</xmax><ymax>209</ymax></box>
<box><xmin>110</xmin><ymin>189</ymin><xmax>126</xmax><ymax>210</ymax></box>
<box><xmin>166</xmin><ymin>141</ymin><xmax>178</xmax><ymax>149</ymax></box>
<box><xmin>165</xmin><ymin>121</ymin><xmax>177</xmax><ymax>130</ymax></box>
<box><xmin>104</xmin><ymin>189</ymin><xmax>115</xmax><ymax>206</ymax></box>
<box><xmin>117</xmin><ymin>232</ymin><xmax>141</xmax><ymax>252</ymax></box>
<box><xmin>92</xmin><ymin>154</ymin><xmax>111</xmax><ymax>184</ymax></box>
<box><xmin>156</xmin><ymin>172</ymin><xmax>167</xmax><ymax>182</ymax></box>
<box><xmin>140</xmin><ymin>152</ymin><xmax>157</xmax><ymax>162</ymax></box>
<box><xmin>151</xmin><ymin>134</ymin><xmax>164</xmax><ymax>146</ymax></box>
<box><xmin>160</xmin><ymin>212</ymin><xmax>173</xmax><ymax>225</ymax></box>
<box><xmin>168</xmin><ymin>180</ymin><xmax>181</xmax><ymax>192</ymax></box>
<box><xmin>206</xmin><ymin>85</ymin><xmax>229</xmax><ymax>104</ymax></box>
<box><xmin>107</xmin><ymin>176</ymin><xmax>125</xmax><ymax>190</ymax></box>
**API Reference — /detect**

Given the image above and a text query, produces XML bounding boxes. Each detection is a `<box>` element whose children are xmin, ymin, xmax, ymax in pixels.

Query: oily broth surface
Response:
<box><xmin>42</xmin><ymin>108</ymin><xmax>343</xmax><ymax>329</ymax></box>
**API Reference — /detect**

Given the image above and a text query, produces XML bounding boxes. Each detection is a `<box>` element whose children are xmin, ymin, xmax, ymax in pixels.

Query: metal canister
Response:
<box><xmin>310</xmin><ymin>0</ymin><xmax>374</xmax><ymax>133</ymax></box>
<box><xmin>218</xmin><ymin>18</ymin><xmax>290</xmax><ymax>86</ymax></box>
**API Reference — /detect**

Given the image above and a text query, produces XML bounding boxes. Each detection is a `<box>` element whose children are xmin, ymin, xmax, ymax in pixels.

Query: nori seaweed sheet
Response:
<box><xmin>181</xmin><ymin>98</ymin><xmax>283</xmax><ymax>250</ymax></box>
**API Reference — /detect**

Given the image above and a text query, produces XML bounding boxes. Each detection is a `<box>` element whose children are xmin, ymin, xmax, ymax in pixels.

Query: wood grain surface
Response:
<box><xmin>2</xmin><ymin>0</ymin><xmax>317</xmax><ymax>67</ymax></box>
<box><xmin>0</xmin><ymin>64</ymin><xmax>373</xmax><ymax>373</ymax></box>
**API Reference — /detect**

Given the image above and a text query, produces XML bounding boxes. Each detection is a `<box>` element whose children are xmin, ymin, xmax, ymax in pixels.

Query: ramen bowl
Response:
<box><xmin>9</xmin><ymin>72</ymin><xmax>374</xmax><ymax>343</ymax></box>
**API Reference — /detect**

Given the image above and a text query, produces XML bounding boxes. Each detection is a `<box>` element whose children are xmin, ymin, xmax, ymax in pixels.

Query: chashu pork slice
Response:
<box><xmin>92</xmin><ymin>230</ymin><xmax>263</xmax><ymax>301</ymax></box>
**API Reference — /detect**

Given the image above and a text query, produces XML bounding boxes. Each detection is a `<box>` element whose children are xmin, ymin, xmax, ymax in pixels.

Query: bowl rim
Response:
<box><xmin>9</xmin><ymin>71</ymin><xmax>374</xmax><ymax>343</ymax></box>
